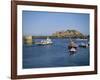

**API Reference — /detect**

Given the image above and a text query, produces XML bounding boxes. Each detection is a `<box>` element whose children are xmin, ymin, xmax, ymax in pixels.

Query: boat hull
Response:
<box><xmin>35</xmin><ymin>42</ymin><xmax>53</xmax><ymax>46</ymax></box>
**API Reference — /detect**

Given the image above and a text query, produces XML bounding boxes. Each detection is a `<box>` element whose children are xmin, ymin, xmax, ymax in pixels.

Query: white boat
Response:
<box><xmin>76</xmin><ymin>38</ymin><xmax>87</xmax><ymax>41</ymax></box>
<box><xmin>68</xmin><ymin>41</ymin><xmax>77</xmax><ymax>49</ymax></box>
<box><xmin>35</xmin><ymin>37</ymin><xmax>53</xmax><ymax>45</ymax></box>
<box><xmin>41</xmin><ymin>37</ymin><xmax>52</xmax><ymax>44</ymax></box>
<box><xmin>68</xmin><ymin>38</ymin><xmax>77</xmax><ymax>53</ymax></box>
<box><xmin>79</xmin><ymin>42</ymin><xmax>89</xmax><ymax>48</ymax></box>
<box><xmin>69</xmin><ymin>48</ymin><xmax>76</xmax><ymax>52</ymax></box>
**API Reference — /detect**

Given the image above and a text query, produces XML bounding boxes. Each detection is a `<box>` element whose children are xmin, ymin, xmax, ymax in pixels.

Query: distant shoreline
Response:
<box><xmin>23</xmin><ymin>36</ymin><xmax>89</xmax><ymax>39</ymax></box>
<box><xmin>23</xmin><ymin>29</ymin><xmax>89</xmax><ymax>39</ymax></box>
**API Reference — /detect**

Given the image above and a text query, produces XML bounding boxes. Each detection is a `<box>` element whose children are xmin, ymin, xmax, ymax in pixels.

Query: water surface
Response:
<box><xmin>23</xmin><ymin>39</ymin><xmax>89</xmax><ymax>69</ymax></box>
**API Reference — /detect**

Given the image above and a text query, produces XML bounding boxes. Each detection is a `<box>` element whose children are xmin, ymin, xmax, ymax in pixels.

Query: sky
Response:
<box><xmin>22</xmin><ymin>11</ymin><xmax>89</xmax><ymax>36</ymax></box>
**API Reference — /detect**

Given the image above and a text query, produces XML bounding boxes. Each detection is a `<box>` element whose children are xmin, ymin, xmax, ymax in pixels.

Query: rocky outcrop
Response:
<box><xmin>52</xmin><ymin>30</ymin><xmax>86</xmax><ymax>38</ymax></box>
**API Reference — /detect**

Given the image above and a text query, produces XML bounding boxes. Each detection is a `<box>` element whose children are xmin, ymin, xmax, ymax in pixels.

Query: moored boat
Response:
<box><xmin>35</xmin><ymin>37</ymin><xmax>53</xmax><ymax>45</ymax></box>
<box><xmin>68</xmin><ymin>39</ymin><xmax>77</xmax><ymax>53</ymax></box>
<box><xmin>68</xmin><ymin>41</ymin><xmax>77</xmax><ymax>50</ymax></box>
<box><xmin>79</xmin><ymin>42</ymin><xmax>89</xmax><ymax>48</ymax></box>
<box><xmin>69</xmin><ymin>47</ymin><xmax>76</xmax><ymax>52</ymax></box>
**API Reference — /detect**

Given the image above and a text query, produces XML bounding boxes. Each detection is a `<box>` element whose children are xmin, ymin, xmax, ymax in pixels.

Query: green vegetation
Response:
<box><xmin>52</xmin><ymin>29</ymin><xmax>88</xmax><ymax>39</ymax></box>
<box><xmin>23</xmin><ymin>30</ymin><xmax>89</xmax><ymax>39</ymax></box>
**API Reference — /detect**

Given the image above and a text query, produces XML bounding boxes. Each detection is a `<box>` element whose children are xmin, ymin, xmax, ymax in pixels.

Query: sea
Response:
<box><xmin>23</xmin><ymin>38</ymin><xmax>89</xmax><ymax>69</ymax></box>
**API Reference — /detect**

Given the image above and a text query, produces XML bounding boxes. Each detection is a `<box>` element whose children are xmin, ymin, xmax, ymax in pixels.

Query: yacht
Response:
<box><xmin>35</xmin><ymin>37</ymin><xmax>53</xmax><ymax>45</ymax></box>
<box><xmin>41</xmin><ymin>37</ymin><xmax>53</xmax><ymax>44</ymax></box>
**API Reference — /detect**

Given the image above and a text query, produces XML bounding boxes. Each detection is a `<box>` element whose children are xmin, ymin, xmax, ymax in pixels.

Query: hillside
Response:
<box><xmin>52</xmin><ymin>29</ymin><xmax>87</xmax><ymax>38</ymax></box>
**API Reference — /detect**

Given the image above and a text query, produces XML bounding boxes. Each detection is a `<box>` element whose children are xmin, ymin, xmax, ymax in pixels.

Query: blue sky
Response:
<box><xmin>22</xmin><ymin>11</ymin><xmax>89</xmax><ymax>36</ymax></box>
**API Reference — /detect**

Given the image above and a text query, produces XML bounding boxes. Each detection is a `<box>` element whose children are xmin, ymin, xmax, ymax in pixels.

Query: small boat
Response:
<box><xmin>68</xmin><ymin>41</ymin><xmax>77</xmax><ymax>50</ymax></box>
<box><xmin>35</xmin><ymin>37</ymin><xmax>53</xmax><ymax>45</ymax></box>
<box><xmin>68</xmin><ymin>38</ymin><xmax>77</xmax><ymax>53</ymax></box>
<box><xmin>69</xmin><ymin>48</ymin><xmax>76</xmax><ymax>52</ymax></box>
<box><xmin>79</xmin><ymin>43</ymin><xmax>89</xmax><ymax>48</ymax></box>
<box><xmin>76</xmin><ymin>38</ymin><xmax>87</xmax><ymax>41</ymax></box>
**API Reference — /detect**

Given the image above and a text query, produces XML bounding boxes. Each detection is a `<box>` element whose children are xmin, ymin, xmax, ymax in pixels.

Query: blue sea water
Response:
<box><xmin>23</xmin><ymin>39</ymin><xmax>89</xmax><ymax>69</ymax></box>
